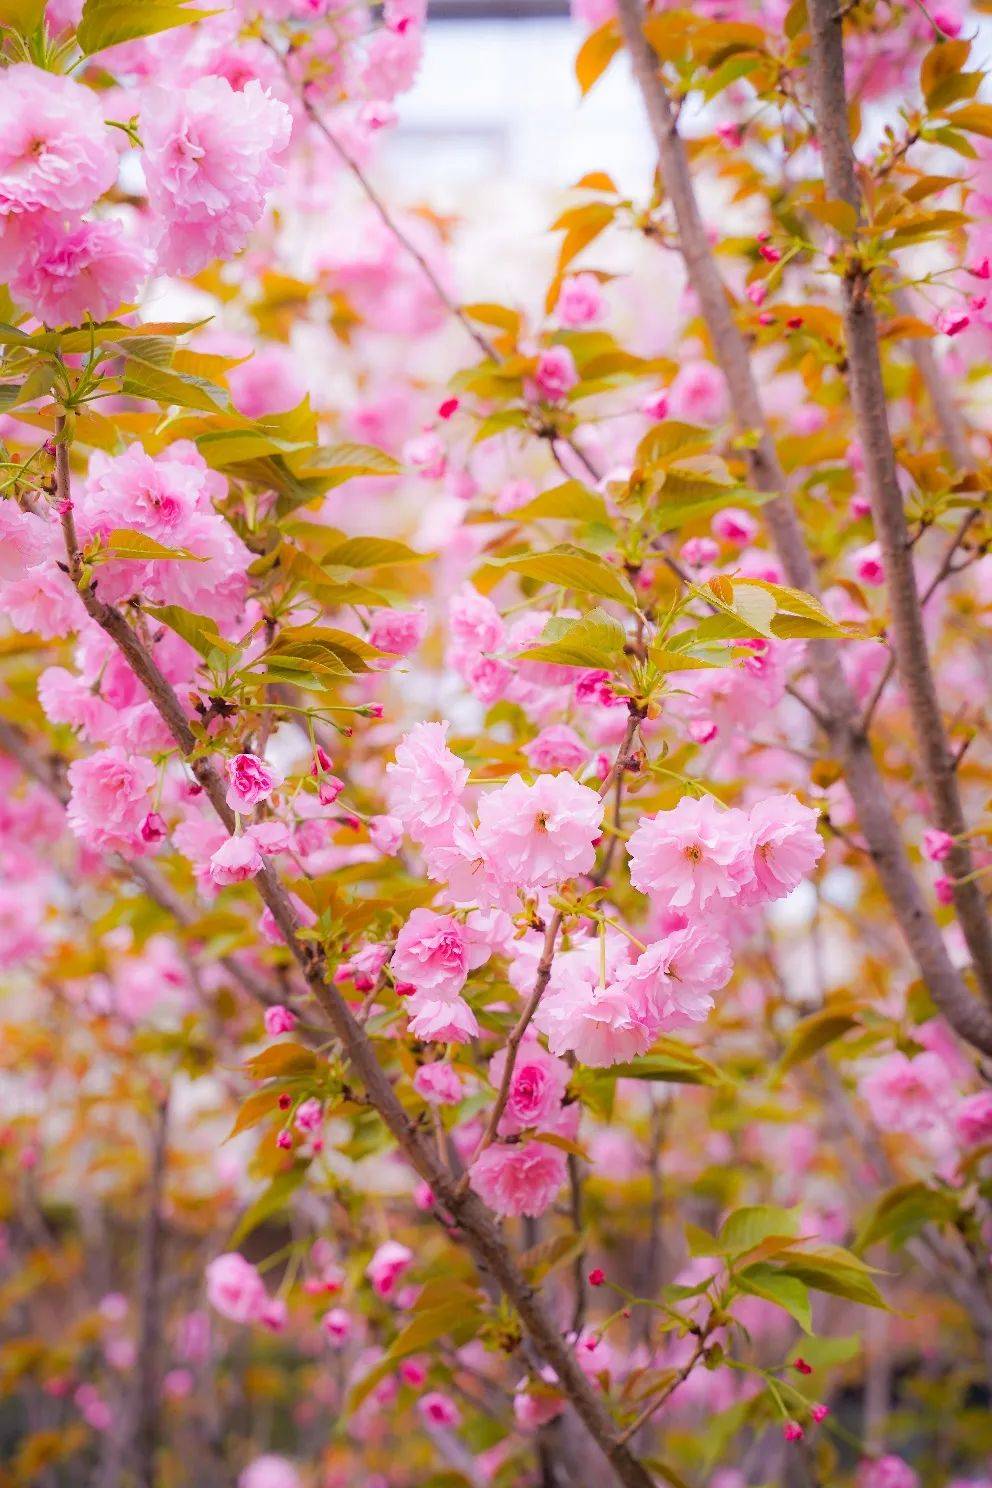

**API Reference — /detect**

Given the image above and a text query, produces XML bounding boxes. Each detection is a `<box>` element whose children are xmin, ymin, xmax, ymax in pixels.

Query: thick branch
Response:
<box><xmin>613</xmin><ymin>0</ymin><xmax>992</xmax><ymax>1055</ymax></box>
<box><xmin>805</xmin><ymin>0</ymin><xmax>992</xmax><ymax>1009</ymax></box>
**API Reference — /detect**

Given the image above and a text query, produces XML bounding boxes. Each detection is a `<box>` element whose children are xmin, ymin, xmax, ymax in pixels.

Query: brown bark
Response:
<box><xmin>613</xmin><ymin>0</ymin><xmax>992</xmax><ymax>1054</ymax></box>
<box><xmin>805</xmin><ymin>0</ymin><xmax>992</xmax><ymax>1010</ymax></box>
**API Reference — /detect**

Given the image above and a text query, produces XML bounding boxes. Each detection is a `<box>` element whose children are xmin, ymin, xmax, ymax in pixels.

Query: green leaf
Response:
<box><xmin>737</xmin><ymin>1264</ymin><xmax>813</xmax><ymax>1334</ymax></box>
<box><xmin>244</xmin><ymin>1043</ymin><xmax>318</xmax><ymax>1080</ymax></box>
<box><xmin>0</xmin><ymin>0</ymin><xmax>44</xmax><ymax>28</ymax></box>
<box><xmin>855</xmin><ymin>1181</ymin><xmax>958</xmax><ymax>1254</ymax></box>
<box><xmin>507</xmin><ymin>481</ymin><xmax>610</xmax><ymax>525</ymax></box>
<box><xmin>636</xmin><ymin>421</ymin><xmax>712</xmax><ymax>466</ymax></box>
<box><xmin>77</xmin><ymin>0</ymin><xmax>218</xmax><ymax>55</ymax></box>
<box><xmin>774</xmin><ymin>1246</ymin><xmax>889</xmax><ymax>1310</ymax></box>
<box><xmin>104</xmin><ymin>529</ymin><xmax>205</xmax><ymax>563</ymax></box>
<box><xmin>777</xmin><ymin>1003</ymin><xmax>861</xmax><ymax>1075</ymax></box>
<box><xmin>604</xmin><ymin>1038</ymin><xmax>726</xmax><ymax>1087</ymax></box>
<box><xmin>320</xmin><ymin>536</ymin><xmax>426</xmax><ymax>570</ymax></box>
<box><xmin>144</xmin><ymin>604</ymin><xmax>237</xmax><ymax>661</ymax></box>
<box><xmin>230</xmin><ymin>1163</ymin><xmax>308</xmax><ymax>1247</ymax></box>
<box><xmin>718</xmin><ymin>1205</ymin><xmax>801</xmax><ymax>1255</ymax></box>
<box><xmin>517</xmin><ymin>607</ymin><xmax>627</xmax><ymax>670</ymax></box>
<box><xmin>119</xmin><ymin>351</ymin><xmax>229</xmax><ymax>413</ymax></box>
<box><xmin>488</xmin><ymin>547</ymin><xmax>637</xmax><ymax>607</ymax></box>
<box><xmin>348</xmin><ymin>1295</ymin><xmax>479</xmax><ymax>1410</ymax></box>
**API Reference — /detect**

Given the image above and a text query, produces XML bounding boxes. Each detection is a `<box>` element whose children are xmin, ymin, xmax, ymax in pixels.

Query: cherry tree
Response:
<box><xmin>1</xmin><ymin>0</ymin><xmax>992</xmax><ymax>1485</ymax></box>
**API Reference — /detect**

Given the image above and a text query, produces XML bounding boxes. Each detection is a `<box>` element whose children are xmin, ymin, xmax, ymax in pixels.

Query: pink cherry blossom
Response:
<box><xmin>368</xmin><ymin>606</ymin><xmax>428</xmax><ymax>658</ymax></box>
<box><xmin>923</xmin><ymin>828</ymin><xmax>954</xmax><ymax>862</ymax></box>
<box><xmin>225</xmin><ymin>753</ymin><xmax>284</xmax><ymax>813</ymax></box>
<box><xmin>418</xmin><ymin>1391</ymin><xmax>461</xmax><ymax>1428</ymax></box>
<box><xmin>386</xmin><ymin>721</ymin><xmax>469</xmax><ymax>847</ymax></box>
<box><xmin>405</xmin><ymin>992</ymin><xmax>480</xmax><ymax>1044</ymax></box>
<box><xmin>742</xmin><ymin>794</ymin><xmax>824</xmax><ymax>905</ymax></box>
<box><xmin>209</xmin><ymin>833</ymin><xmax>264</xmax><ymax>886</ymax></box>
<box><xmin>953</xmin><ymin>1091</ymin><xmax>992</xmax><ymax>1146</ymax></box>
<box><xmin>523</xmin><ymin>725</ymin><xmax>590</xmax><ymax>773</ymax></box>
<box><xmin>488</xmin><ymin>1036</ymin><xmax>570</xmax><ymax>1135</ymax></box>
<box><xmin>858</xmin><ymin>1458</ymin><xmax>919</xmax><ymax>1488</ymax></box>
<box><xmin>392</xmin><ymin>908</ymin><xmax>491</xmax><ymax>998</ymax></box>
<box><xmin>851</xmin><ymin>541</ymin><xmax>885</xmax><ymax>587</ymax></box>
<box><xmin>0</xmin><ymin>66</ymin><xmax>118</xmax><ymax>219</ymax></box>
<box><xmin>413</xmin><ymin>1063</ymin><xmax>464</xmax><ymax>1105</ymax></box>
<box><xmin>239</xmin><ymin>1457</ymin><xmax>302</xmax><ymax>1488</ymax></box>
<box><xmin>66</xmin><ymin>747</ymin><xmax>157</xmax><ymax>855</ymax></box>
<box><xmin>142</xmin><ymin>77</ymin><xmax>292</xmax><ymax>275</ymax></box>
<box><xmin>859</xmin><ymin>1051</ymin><xmax>954</xmax><ymax>1137</ymax></box>
<box><xmin>205</xmin><ymin>1253</ymin><xmax>267</xmax><ymax>1324</ymax></box>
<box><xmin>535</xmin><ymin>977</ymin><xmax>656</xmax><ymax>1068</ymax></box>
<box><xmin>470</xmin><ymin>1137</ymin><xmax>570</xmax><ymax>1217</ymax></box>
<box><xmin>10</xmin><ymin>218</ymin><xmax>151</xmax><ymax>326</ymax></box>
<box><xmin>366</xmin><ymin>1240</ymin><xmax>413</xmax><ymax>1298</ymax></box>
<box><xmin>531</xmin><ymin>345</ymin><xmax>579</xmax><ymax>402</ymax></box>
<box><xmin>475</xmin><ymin>773</ymin><xmax>604</xmax><ymax>892</ymax></box>
<box><xmin>627</xmin><ymin>795</ymin><xmax>755</xmax><ymax>912</ymax></box>
<box><xmin>322</xmin><ymin>1307</ymin><xmax>354</xmax><ymax>1347</ymax></box>
<box><xmin>556</xmin><ymin>272</ymin><xmax>604</xmax><ymax>326</ymax></box>
<box><xmin>264</xmin><ymin>1004</ymin><xmax>297</xmax><ymax>1036</ymax></box>
<box><xmin>613</xmin><ymin>925</ymin><xmax>733</xmax><ymax>1032</ymax></box>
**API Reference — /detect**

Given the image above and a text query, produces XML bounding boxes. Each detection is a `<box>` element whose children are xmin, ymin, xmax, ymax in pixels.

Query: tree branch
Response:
<box><xmin>612</xmin><ymin>0</ymin><xmax>992</xmax><ymax>1055</ymax></box>
<box><xmin>805</xmin><ymin>0</ymin><xmax>992</xmax><ymax>1010</ymax></box>
<box><xmin>51</xmin><ymin>429</ymin><xmax>659</xmax><ymax>1488</ymax></box>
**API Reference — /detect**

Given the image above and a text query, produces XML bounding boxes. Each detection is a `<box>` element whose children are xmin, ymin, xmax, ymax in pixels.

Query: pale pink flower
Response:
<box><xmin>142</xmin><ymin>77</ymin><xmax>292</xmax><ymax>275</ymax></box>
<box><xmin>228</xmin><ymin>346</ymin><xmax>305</xmax><ymax>418</ymax></box>
<box><xmin>366</xmin><ymin>1240</ymin><xmax>413</xmax><ymax>1298</ymax></box>
<box><xmin>413</xmin><ymin>1063</ymin><xmax>464</xmax><ymax>1105</ymax></box>
<box><xmin>206</xmin><ymin>1253</ymin><xmax>267</xmax><ymax>1324</ymax></box>
<box><xmin>418</xmin><ymin>1391</ymin><xmax>461</xmax><ymax>1428</ymax></box>
<box><xmin>669</xmin><ymin>360</ymin><xmax>727</xmax><ymax>423</ymax></box>
<box><xmin>0</xmin><ymin>65</ymin><xmax>118</xmax><ymax>219</ymax></box>
<box><xmin>403</xmin><ymin>431</ymin><xmax>447</xmax><ymax>479</ymax></box>
<box><xmin>742</xmin><ymin>794</ymin><xmax>824</xmax><ymax>905</ymax></box>
<box><xmin>405</xmin><ymin>992</ymin><xmax>479</xmax><ymax>1044</ymax></box>
<box><xmin>531</xmin><ymin>345</ymin><xmax>579</xmax><ymax>402</ymax></box>
<box><xmin>613</xmin><ymin>925</ymin><xmax>733</xmax><ymax>1031</ymax></box>
<box><xmin>225</xmin><ymin>753</ymin><xmax>284</xmax><ymax>813</ymax></box>
<box><xmin>470</xmin><ymin>1137</ymin><xmax>569</xmax><ymax>1217</ymax></box>
<box><xmin>322</xmin><ymin>1307</ymin><xmax>353</xmax><ymax>1348</ymax></box>
<box><xmin>681</xmin><ymin>536</ymin><xmax>719</xmax><ymax>567</ymax></box>
<box><xmin>368</xmin><ymin>814</ymin><xmax>404</xmax><ymax>855</ymax></box>
<box><xmin>449</xmin><ymin>584</ymin><xmax>504</xmax><ymax>654</ymax></box>
<box><xmin>294</xmin><ymin>1097</ymin><xmax>322</xmax><ymax>1133</ymax></box>
<box><xmin>239</xmin><ymin>1456</ymin><xmax>301</xmax><ymax>1488</ymax></box>
<box><xmin>466</xmin><ymin>653</ymin><xmax>513</xmax><ymax>704</ymax></box>
<box><xmin>535</xmin><ymin>978</ymin><xmax>656</xmax><ymax>1068</ymax></box>
<box><xmin>392</xmin><ymin>908</ymin><xmax>491</xmax><ymax>998</ymax></box>
<box><xmin>627</xmin><ymin>796</ymin><xmax>755</xmax><ymax>912</ymax></box>
<box><xmin>386</xmin><ymin>721</ymin><xmax>469</xmax><ymax>847</ymax></box>
<box><xmin>11</xmin><ymin>218</ymin><xmax>151</xmax><ymax>326</ymax></box>
<box><xmin>851</xmin><ymin>541</ymin><xmax>885</xmax><ymax>587</ymax></box>
<box><xmin>66</xmin><ymin>747</ymin><xmax>156</xmax><ymax>855</ymax></box>
<box><xmin>923</xmin><ymin>828</ymin><xmax>954</xmax><ymax>862</ymax></box>
<box><xmin>209</xmin><ymin>833</ymin><xmax>263</xmax><ymax>886</ymax></box>
<box><xmin>475</xmin><ymin>773</ymin><xmax>604</xmax><ymax>892</ymax></box>
<box><xmin>260</xmin><ymin>894</ymin><xmax>317</xmax><ymax>946</ymax></box>
<box><xmin>488</xmin><ymin>1037</ymin><xmax>569</xmax><ymax>1135</ymax></box>
<box><xmin>264</xmin><ymin>1004</ymin><xmax>297</xmax><ymax>1036</ymax></box>
<box><xmin>953</xmin><ymin>1091</ymin><xmax>992</xmax><ymax>1145</ymax></box>
<box><xmin>860</xmin><ymin>1051</ymin><xmax>954</xmax><ymax>1136</ymax></box>
<box><xmin>368</xmin><ymin>606</ymin><xmax>428</xmax><ymax>658</ymax></box>
<box><xmin>858</xmin><ymin>1458</ymin><xmax>918</xmax><ymax>1488</ymax></box>
<box><xmin>556</xmin><ymin>272</ymin><xmax>604</xmax><ymax>326</ymax></box>
<box><xmin>513</xmin><ymin>1369</ymin><xmax>565</xmax><ymax>1429</ymax></box>
<box><xmin>523</xmin><ymin>725</ymin><xmax>589</xmax><ymax>774</ymax></box>
<box><xmin>712</xmin><ymin>508</ymin><xmax>758</xmax><ymax>546</ymax></box>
